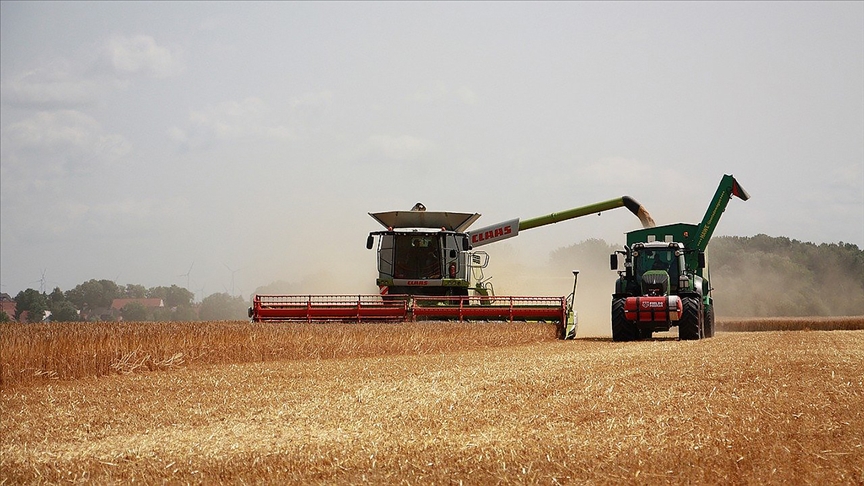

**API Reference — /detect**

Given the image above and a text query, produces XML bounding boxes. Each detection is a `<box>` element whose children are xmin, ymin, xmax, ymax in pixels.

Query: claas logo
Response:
<box><xmin>471</xmin><ymin>225</ymin><xmax>512</xmax><ymax>244</ymax></box>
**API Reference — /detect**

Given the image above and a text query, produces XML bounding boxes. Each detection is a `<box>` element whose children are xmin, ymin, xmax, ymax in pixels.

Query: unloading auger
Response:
<box><xmin>250</xmin><ymin>196</ymin><xmax>654</xmax><ymax>339</ymax></box>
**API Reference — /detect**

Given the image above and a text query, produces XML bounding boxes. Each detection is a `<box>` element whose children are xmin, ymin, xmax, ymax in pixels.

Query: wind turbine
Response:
<box><xmin>223</xmin><ymin>263</ymin><xmax>240</xmax><ymax>297</ymax></box>
<box><xmin>179</xmin><ymin>262</ymin><xmax>194</xmax><ymax>291</ymax></box>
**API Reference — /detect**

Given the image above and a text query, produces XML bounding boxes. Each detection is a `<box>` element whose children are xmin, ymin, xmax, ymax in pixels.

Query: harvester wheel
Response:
<box><xmin>679</xmin><ymin>297</ymin><xmax>703</xmax><ymax>340</ymax></box>
<box><xmin>611</xmin><ymin>298</ymin><xmax>637</xmax><ymax>342</ymax></box>
<box><xmin>703</xmin><ymin>305</ymin><xmax>715</xmax><ymax>338</ymax></box>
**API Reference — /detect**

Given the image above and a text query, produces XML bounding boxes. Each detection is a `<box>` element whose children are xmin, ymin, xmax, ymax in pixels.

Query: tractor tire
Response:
<box><xmin>679</xmin><ymin>297</ymin><xmax>703</xmax><ymax>340</ymax></box>
<box><xmin>611</xmin><ymin>298</ymin><xmax>638</xmax><ymax>342</ymax></box>
<box><xmin>681</xmin><ymin>297</ymin><xmax>703</xmax><ymax>340</ymax></box>
<box><xmin>703</xmin><ymin>304</ymin><xmax>715</xmax><ymax>338</ymax></box>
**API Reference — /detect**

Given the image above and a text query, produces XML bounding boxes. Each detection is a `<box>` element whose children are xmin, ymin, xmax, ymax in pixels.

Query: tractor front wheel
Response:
<box><xmin>679</xmin><ymin>297</ymin><xmax>703</xmax><ymax>340</ymax></box>
<box><xmin>611</xmin><ymin>298</ymin><xmax>637</xmax><ymax>342</ymax></box>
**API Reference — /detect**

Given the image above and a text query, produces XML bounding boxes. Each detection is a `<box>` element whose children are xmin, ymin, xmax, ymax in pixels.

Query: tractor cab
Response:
<box><xmin>631</xmin><ymin>242</ymin><xmax>685</xmax><ymax>296</ymax></box>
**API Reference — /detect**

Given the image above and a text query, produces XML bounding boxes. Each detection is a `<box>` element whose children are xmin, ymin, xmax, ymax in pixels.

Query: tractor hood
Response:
<box><xmin>369</xmin><ymin>211</ymin><xmax>481</xmax><ymax>232</ymax></box>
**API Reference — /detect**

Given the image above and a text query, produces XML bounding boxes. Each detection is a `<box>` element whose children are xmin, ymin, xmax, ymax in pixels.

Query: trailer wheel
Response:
<box><xmin>703</xmin><ymin>305</ymin><xmax>715</xmax><ymax>338</ymax></box>
<box><xmin>679</xmin><ymin>297</ymin><xmax>703</xmax><ymax>340</ymax></box>
<box><xmin>611</xmin><ymin>298</ymin><xmax>637</xmax><ymax>342</ymax></box>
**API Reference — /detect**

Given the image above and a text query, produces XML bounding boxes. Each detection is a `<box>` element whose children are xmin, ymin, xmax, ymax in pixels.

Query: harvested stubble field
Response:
<box><xmin>1</xmin><ymin>319</ymin><xmax>863</xmax><ymax>485</ymax></box>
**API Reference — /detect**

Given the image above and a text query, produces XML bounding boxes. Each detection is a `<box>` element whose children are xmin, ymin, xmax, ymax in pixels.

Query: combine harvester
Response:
<box><xmin>251</xmin><ymin>196</ymin><xmax>655</xmax><ymax>339</ymax></box>
<box><xmin>609</xmin><ymin>174</ymin><xmax>749</xmax><ymax>341</ymax></box>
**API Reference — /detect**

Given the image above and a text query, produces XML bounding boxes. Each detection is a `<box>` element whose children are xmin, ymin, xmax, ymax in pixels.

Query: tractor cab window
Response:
<box><xmin>636</xmin><ymin>249</ymin><xmax>678</xmax><ymax>279</ymax></box>
<box><xmin>394</xmin><ymin>234</ymin><xmax>442</xmax><ymax>279</ymax></box>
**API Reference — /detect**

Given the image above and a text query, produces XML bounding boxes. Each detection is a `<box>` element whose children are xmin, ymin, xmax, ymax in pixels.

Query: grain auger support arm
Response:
<box><xmin>467</xmin><ymin>196</ymin><xmax>656</xmax><ymax>247</ymax></box>
<box><xmin>693</xmin><ymin>174</ymin><xmax>750</xmax><ymax>252</ymax></box>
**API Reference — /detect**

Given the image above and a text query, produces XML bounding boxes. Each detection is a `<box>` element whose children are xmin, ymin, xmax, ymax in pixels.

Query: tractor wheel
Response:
<box><xmin>611</xmin><ymin>298</ymin><xmax>637</xmax><ymax>342</ymax></box>
<box><xmin>703</xmin><ymin>304</ymin><xmax>715</xmax><ymax>338</ymax></box>
<box><xmin>679</xmin><ymin>297</ymin><xmax>703</xmax><ymax>340</ymax></box>
<box><xmin>639</xmin><ymin>328</ymin><xmax>653</xmax><ymax>340</ymax></box>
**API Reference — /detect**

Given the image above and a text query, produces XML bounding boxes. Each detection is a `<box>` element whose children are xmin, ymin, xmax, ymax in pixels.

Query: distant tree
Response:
<box><xmin>65</xmin><ymin>279</ymin><xmax>119</xmax><ymax>312</ymax></box>
<box><xmin>14</xmin><ymin>289</ymin><xmax>48</xmax><ymax>323</ymax></box>
<box><xmin>50</xmin><ymin>301</ymin><xmax>80</xmax><ymax>322</ymax></box>
<box><xmin>710</xmin><ymin>235</ymin><xmax>864</xmax><ymax>317</ymax></box>
<box><xmin>199</xmin><ymin>293</ymin><xmax>249</xmax><ymax>320</ymax></box>
<box><xmin>148</xmin><ymin>285</ymin><xmax>194</xmax><ymax>308</ymax></box>
<box><xmin>120</xmin><ymin>302</ymin><xmax>147</xmax><ymax>321</ymax></box>
<box><xmin>151</xmin><ymin>304</ymin><xmax>197</xmax><ymax>321</ymax></box>
<box><xmin>123</xmin><ymin>284</ymin><xmax>147</xmax><ymax>298</ymax></box>
<box><xmin>48</xmin><ymin>287</ymin><xmax>66</xmax><ymax>305</ymax></box>
<box><xmin>173</xmin><ymin>305</ymin><xmax>198</xmax><ymax>321</ymax></box>
<box><xmin>0</xmin><ymin>310</ymin><xmax>10</xmax><ymax>323</ymax></box>
<box><xmin>121</xmin><ymin>301</ymin><xmax>148</xmax><ymax>321</ymax></box>
<box><xmin>166</xmin><ymin>285</ymin><xmax>194</xmax><ymax>308</ymax></box>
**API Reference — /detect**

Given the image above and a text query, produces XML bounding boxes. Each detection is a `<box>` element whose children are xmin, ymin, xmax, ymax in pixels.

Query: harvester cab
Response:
<box><xmin>609</xmin><ymin>174</ymin><xmax>750</xmax><ymax>341</ymax></box>
<box><xmin>366</xmin><ymin>208</ymin><xmax>481</xmax><ymax>297</ymax></box>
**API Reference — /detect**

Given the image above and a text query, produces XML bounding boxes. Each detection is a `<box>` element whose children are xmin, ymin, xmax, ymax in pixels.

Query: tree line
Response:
<box><xmin>4</xmin><ymin>234</ymin><xmax>863</xmax><ymax>322</ymax></box>
<box><xmin>2</xmin><ymin>279</ymin><xmax>249</xmax><ymax>323</ymax></box>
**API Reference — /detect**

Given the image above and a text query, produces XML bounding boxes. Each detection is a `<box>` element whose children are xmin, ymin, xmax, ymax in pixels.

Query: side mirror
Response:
<box><xmin>449</xmin><ymin>249</ymin><xmax>457</xmax><ymax>258</ymax></box>
<box><xmin>462</xmin><ymin>238</ymin><xmax>470</xmax><ymax>251</ymax></box>
<box><xmin>366</xmin><ymin>235</ymin><xmax>374</xmax><ymax>250</ymax></box>
<box><xmin>610</xmin><ymin>253</ymin><xmax>618</xmax><ymax>271</ymax></box>
<box><xmin>698</xmin><ymin>251</ymin><xmax>706</xmax><ymax>269</ymax></box>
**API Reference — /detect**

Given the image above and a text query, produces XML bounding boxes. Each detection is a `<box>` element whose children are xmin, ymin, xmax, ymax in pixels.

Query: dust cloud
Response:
<box><xmin>483</xmin><ymin>239</ymin><xmax>620</xmax><ymax>337</ymax></box>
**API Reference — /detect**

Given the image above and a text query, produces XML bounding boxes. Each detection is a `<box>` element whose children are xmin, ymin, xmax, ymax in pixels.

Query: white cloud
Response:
<box><xmin>169</xmin><ymin>97</ymin><xmax>295</xmax><ymax>150</ymax></box>
<box><xmin>1</xmin><ymin>35</ymin><xmax>181</xmax><ymax>108</ymax></box>
<box><xmin>1</xmin><ymin>110</ymin><xmax>131</xmax><ymax>182</ymax></box>
<box><xmin>104</xmin><ymin>35</ymin><xmax>183</xmax><ymax>79</ymax></box>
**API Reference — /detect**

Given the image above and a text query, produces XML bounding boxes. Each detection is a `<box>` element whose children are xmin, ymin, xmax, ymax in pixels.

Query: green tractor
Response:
<box><xmin>609</xmin><ymin>174</ymin><xmax>750</xmax><ymax>341</ymax></box>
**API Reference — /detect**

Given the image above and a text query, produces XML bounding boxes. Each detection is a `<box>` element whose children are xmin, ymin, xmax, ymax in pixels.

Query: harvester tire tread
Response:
<box><xmin>679</xmin><ymin>297</ymin><xmax>703</xmax><ymax>340</ymax></box>
<box><xmin>611</xmin><ymin>298</ymin><xmax>637</xmax><ymax>342</ymax></box>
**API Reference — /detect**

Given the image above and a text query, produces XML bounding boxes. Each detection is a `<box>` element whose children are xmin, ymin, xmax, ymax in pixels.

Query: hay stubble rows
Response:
<box><xmin>2</xmin><ymin>322</ymin><xmax>863</xmax><ymax>484</ymax></box>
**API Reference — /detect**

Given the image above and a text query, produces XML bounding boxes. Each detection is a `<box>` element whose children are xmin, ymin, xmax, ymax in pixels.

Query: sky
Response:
<box><xmin>1</xmin><ymin>1</ymin><xmax>863</xmax><ymax>301</ymax></box>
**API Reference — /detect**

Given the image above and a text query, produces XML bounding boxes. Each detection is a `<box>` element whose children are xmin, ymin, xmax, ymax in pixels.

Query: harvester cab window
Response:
<box><xmin>394</xmin><ymin>235</ymin><xmax>441</xmax><ymax>279</ymax></box>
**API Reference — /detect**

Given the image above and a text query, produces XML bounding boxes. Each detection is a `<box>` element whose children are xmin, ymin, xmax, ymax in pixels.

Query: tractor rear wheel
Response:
<box><xmin>703</xmin><ymin>304</ymin><xmax>715</xmax><ymax>338</ymax></box>
<box><xmin>611</xmin><ymin>298</ymin><xmax>637</xmax><ymax>342</ymax></box>
<box><xmin>679</xmin><ymin>297</ymin><xmax>703</xmax><ymax>340</ymax></box>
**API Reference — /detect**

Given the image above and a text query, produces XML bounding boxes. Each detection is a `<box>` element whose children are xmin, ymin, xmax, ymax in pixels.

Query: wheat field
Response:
<box><xmin>1</xmin><ymin>320</ymin><xmax>863</xmax><ymax>484</ymax></box>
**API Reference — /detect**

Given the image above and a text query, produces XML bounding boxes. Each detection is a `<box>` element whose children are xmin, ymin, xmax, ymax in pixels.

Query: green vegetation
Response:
<box><xmin>710</xmin><ymin>235</ymin><xmax>864</xmax><ymax>317</ymax></box>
